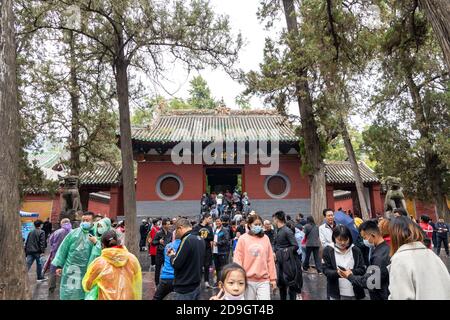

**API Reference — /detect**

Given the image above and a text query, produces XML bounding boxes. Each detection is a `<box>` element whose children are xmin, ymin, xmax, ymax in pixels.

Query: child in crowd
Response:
<box><xmin>210</xmin><ymin>263</ymin><xmax>247</xmax><ymax>300</ymax></box>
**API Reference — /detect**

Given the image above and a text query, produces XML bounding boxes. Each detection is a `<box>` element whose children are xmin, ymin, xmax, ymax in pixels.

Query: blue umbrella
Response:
<box><xmin>334</xmin><ymin>211</ymin><xmax>359</xmax><ymax>241</ymax></box>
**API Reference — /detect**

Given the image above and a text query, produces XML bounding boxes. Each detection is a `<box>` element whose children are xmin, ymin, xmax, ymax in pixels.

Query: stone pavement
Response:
<box><xmin>28</xmin><ymin>247</ymin><xmax>449</xmax><ymax>300</ymax></box>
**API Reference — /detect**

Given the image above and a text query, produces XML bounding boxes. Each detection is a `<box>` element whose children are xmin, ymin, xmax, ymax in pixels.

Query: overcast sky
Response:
<box><xmin>149</xmin><ymin>0</ymin><xmax>300</xmax><ymax>115</ymax></box>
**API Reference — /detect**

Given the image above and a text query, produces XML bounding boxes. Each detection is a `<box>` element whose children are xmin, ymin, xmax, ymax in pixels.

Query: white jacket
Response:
<box><xmin>388</xmin><ymin>241</ymin><xmax>450</xmax><ymax>300</ymax></box>
<box><xmin>319</xmin><ymin>223</ymin><xmax>334</xmax><ymax>248</ymax></box>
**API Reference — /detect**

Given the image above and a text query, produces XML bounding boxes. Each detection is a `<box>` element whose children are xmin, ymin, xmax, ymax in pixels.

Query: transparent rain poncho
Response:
<box><xmin>82</xmin><ymin>246</ymin><xmax>142</xmax><ymax>300</ymax></box>
<box><xmin>88</xmin><ymin>218</ymin><xmax>112</xmax><ymax>265</ymax></box>
<box><xmin>51</xmin><ymin>227</ymin><xmax>95</xmax><ymax>300</ymax></box>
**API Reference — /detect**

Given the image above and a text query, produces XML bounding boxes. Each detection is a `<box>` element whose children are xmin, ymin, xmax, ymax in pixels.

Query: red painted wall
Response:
<box><xmin>88</xmin><ymin>199</ymin><xmax>110</xmax><ymax>217</ymax></box>
<box><xmin>136</xmin><ymin>161</ymin><xmax>204</xmax><ymax>201</ymax></box>
<box><xmin>244</xmin><ymin>159</ymin><xmax>310</xmax><ymax>199</ymax></box>
<box><xmin>136</xmin><ymin>158</ymin><xmax>310</xmax><ymax>201</ymax></box>
<box><xmin>415</xmin><ymin>201</ymin><xmax>437</xmax><ymax>221</ymax></box>
<box><xmin>334</xmin><ymin>198</ymin><xmax>353</xmax><ymax>212</ymax></box>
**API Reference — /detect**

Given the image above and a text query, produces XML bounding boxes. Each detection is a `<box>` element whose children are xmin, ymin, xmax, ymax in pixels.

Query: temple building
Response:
<box><xmin>129</xmin><ymin>108</ymin><xmax>383</xmax><ymax>218</ymax></box>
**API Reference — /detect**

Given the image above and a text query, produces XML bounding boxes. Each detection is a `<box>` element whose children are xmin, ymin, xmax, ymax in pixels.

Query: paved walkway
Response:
<box><xmin>28</xmin><ymin>248</ymin><xmax>449</xmax><ymax>300</ymax></box>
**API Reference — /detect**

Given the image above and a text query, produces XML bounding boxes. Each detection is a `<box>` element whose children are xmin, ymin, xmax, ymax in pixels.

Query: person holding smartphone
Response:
<box><xmin>322</xmin><ymin>224</ymin><xmax>366</xmax><ymax>300</ymax></box>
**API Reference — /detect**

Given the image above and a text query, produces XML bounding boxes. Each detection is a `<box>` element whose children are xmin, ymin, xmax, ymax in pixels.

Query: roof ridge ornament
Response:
<box><xmin>215</xmin><ymin>105</ymin><xmax>231</xmax><ymax>115</ymax></box>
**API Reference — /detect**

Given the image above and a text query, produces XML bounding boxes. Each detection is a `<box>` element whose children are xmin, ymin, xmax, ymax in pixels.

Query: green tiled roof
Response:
<box><xmin>131</xmin><ymin>109</ymin><xmax>299</xmax><ymax>143</ymax></box>
<box><xmin>79</xmin><ymin>163</ymin><xmax>121</xmax><ymax>186</ymax></box>
<box><xmin>325</xmin><ymin>161</ymin><xmax>379</xmax><ymax>184</ymax></box>
<box><xmin>28</xmin><ymin>150</ymin><xmax>66</xmax><ymax>169</ymax></box>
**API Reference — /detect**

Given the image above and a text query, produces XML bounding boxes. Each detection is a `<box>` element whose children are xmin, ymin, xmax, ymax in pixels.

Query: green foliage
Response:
<box><xmin>131</xmin><ymin>75</ymin><xmax>219</xmax><ymax>125</ymax></box>
<box><xmin>363</xmin><ymin>0</ymin><xmax>449</xmax><ymax>201</ymax></box>
<box><xmin>187</xmin><ymin>76</ymin><xmax>217</xmax><ymax>109</ymax></box>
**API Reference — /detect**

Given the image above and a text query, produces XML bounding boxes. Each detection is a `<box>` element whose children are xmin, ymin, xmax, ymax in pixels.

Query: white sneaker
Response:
<box><xmin>204</xmin><ymin>281</ymin><xmax>211</xmax><ymax>289</ymax></box>
<box><xmin>296</xmin><ymin>293</ymin><xmax>303</xmax><ymax>300</ymax></box>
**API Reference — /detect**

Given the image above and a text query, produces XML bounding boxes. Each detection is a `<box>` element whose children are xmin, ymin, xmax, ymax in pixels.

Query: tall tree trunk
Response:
<box><xmin>68</xmin><ymin>31</ymin><xmax>80</xmax><ymax>176</ymax></box>
<box><xmin>282</xmin><ymin>0</ymin><xmax>327</xmax><ymax>222</ymax></box>
<box><xmin>403</xmin><ymin>54</ymin><xmax>450</xmax><ymax>222</ymax></box>
<box><xmin>115</xmin><ymin>54</ymin><xmax>138</xmax><ymax>257</ymax></box>
<box><xmin>418</xmin><ymin>0</ymin><xmax>450</xmax><ymax>71</ymax></box>
<box><xmin>425</xmin><ymin>152</ymin><xmax>449</xmax><ymax>222</ymax></box>
<box><xmin>340</xmin><ymin>116</ymin><xmax>370</xmax><ymax>220</ymax></box>
<box><xmin>0</xmin><ymin>0</ymin><xmax>31</xmax><ymax>299</ymax></box>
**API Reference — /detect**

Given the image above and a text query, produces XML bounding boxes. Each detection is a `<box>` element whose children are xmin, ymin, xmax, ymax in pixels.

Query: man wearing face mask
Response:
<box><xmin>338</xmin><ymin>220</ymin><xmax>390</xmax><ymax>300</ymax></box>
<box><xmin>272</xmin><ymin>211</ymin><xmax>302</xmax><ymax>300</ymax></box>
<box><xmin>167</xmin><ymin>218</ymin><xmax>205</xmax><ymax>300</ymax></box>
<box><xmin>52</xmin><ymin>212</ymin><xmax>96</xmax><ymax>300</ymax></box>
<box><xmin>87</xmin><ymin>218</ymin><xmax>112</xmax><ymax>265</ymax></box>
<box><xmin>45</xmin><ymin>218</ymin><xmax>72</xmax><ymax>293</ymax></box>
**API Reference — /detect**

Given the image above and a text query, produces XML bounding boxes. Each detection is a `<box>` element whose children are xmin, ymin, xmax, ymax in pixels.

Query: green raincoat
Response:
<box><xmin>88</xmin><ymin>218</ymin><xmax>112</xmax><ymax>265</ymax></box>
<box><xmin>51</xmin><ymin>226</ymin><xmax>94</xmax><ymax>300</ymax></box>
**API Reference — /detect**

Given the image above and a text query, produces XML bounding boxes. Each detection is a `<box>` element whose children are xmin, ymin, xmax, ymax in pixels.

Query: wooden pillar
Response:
<box><xmin>326</xmin><ymin>185</ymin><xmax>335</xmax><ymax>210</ymax></box>
<box><xmin>369</xmin><ymin>183</ymin><xmax>383</xmax><ymax>218</ymax></box>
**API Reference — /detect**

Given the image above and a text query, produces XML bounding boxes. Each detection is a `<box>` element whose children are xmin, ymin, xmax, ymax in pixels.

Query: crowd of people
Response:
<box><xmin>24</xmin><ymin>203</ymin><xmax>450</xmax><ymax>300</ymax></box>
<box><xmin>200</xmin><ymin>189</ymin><xmax>251</xmax><ymax>219</ymax></box>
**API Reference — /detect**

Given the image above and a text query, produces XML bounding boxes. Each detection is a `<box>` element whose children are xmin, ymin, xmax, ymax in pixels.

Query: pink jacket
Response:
<box><xmin>233</xmin><ymin>233</ymin><xmax>277</xmax><ymax>283</ymax></box>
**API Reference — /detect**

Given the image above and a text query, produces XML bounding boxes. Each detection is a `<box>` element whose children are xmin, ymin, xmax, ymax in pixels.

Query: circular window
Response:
<box><xmin>156</xmin><ymin>174</ymin><xmax>183</xmax><ymax>200</ymax></box>
<box><xmin>264</xmin><ymin>173</ymin><xmax>290</xmax><ymax>199</ymax></box>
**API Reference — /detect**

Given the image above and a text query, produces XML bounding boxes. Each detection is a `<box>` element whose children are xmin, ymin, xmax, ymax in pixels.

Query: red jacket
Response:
<box><xmin>419</xmin><ymin>222</ymin><xmax>433</xmax><ymax>239</ymax></box>
<box><xmin>148</xmin><ymin>226</ymin><xmax>160</xmax><ymax>256</ymax></box>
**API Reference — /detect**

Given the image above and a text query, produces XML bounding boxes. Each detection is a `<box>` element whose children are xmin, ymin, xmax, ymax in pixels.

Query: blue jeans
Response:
<box><xmin>173</xmin><ymin>286</ymin><xmax>201</xmax><ymax>300</ymax></box>
<box><xmin>26</xmin><ymin>253</ymin><xmax>44</xmax><ymax>280</ymax></box>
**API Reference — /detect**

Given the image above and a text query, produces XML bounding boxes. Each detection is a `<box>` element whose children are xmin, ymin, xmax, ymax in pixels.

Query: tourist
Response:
<box><xmin>419</xmin><ymin>215</ymin><xmax>433</xmax><ymax>249</ymax></box>
<box><xmin>263</xmin><ymin>220</ymin><xmax>275</xmax><ymax>247</ymax></box>
<box><xmin>167</xmin><ymin>218</ymin><xmax>206</xmax><ymax>300</ymax></box>
<box><xmin>353</xmin><ymin>213</ymin><xmax>363</xmax><ymax>228</ymax></box>
<box><xmin>201</xmin><ymin>193</ymin><xmax>210</xmax><ymax>214</ymax></box>
<box><xmin>233</xmin><ymin>214</ymin><xmax>277</xmax><ymax>300</ymax></box>
<box><xmin>210</xmin><ymin>204</ymin><xmax>219</xmax><ymax>220</ymax></box>
<box><xmin>339</xmin><ymin>220</ymin><xmax>390</xmax><ymax>300</ymax></box>
<box><xmin>302</xmin><ymin>216</ymin><xmax>323</xmax><ymax>274</ymax></box>
<box><xmin>216</xmin><ymin>192</ymin><xmax>224</xmax><ymax>216</ymax></box>
<box><xmin>378</xmin><ymin>218</ymin><xmax>391</xmax><ymax>245</ymax></box>
<box><xmin>323</xmin><ymin>225</ymin><xmax>366</xmax><ymax>300</ymax></box>
<box><xmin>152</xmin><ymin>218</ymin><xmax>173</xmax><ymax>286</ymax></box>
<box><xmin>212</xmin><ymin>216</ymin><xmax>231</xmax><ymax>286</ymax></box>
<box><xmin>25</xmin><ymin>219</ymin><xmax>47</xmax><ymax>281</ymax></box>
<box><xmin>392</xmin><ymin>208</ymin><xmax>408</xmax><ymax>218</ymax></box>
<box><xmin>148</xmin><ymin>218</ymin><xmax>160</xmax><ymax>271</ymax></box>
<box><xmin>435</xmin><ymin>217</ymin><xmax>449</xmax><ymax>257</ymax></box>
<box><xmin>192</xmin><ymin>213</ymin><xmax>214</xmax><ymax>288</ymax></box>
<box><xmin>273</xmin><ymin>211</ymin><xmax>302</xmax><ymax>300</ymax></box>
<box><xmin>139</xmin><ymin>219</ymin><xmax>150</xmax><ymax>251</ymax></box>
<box><xmin>116</xmin><ymin>220</ymin><xmax>125</xmax><ymax>245</ymax></box>
<box><xmin>319</xmin><ymin>209</ymin><xmax>335</xmax><ymax>248</ymax></box>
<box><xmin>295</xmin><ymin>213</ymin><xmax>307</xmax><ymax>228</ymax></box>
<box><xmin>45</xmin><ymin>218</ymin><xmax>72</xmax><ymax>292</ymax></box>
<box><xmin>42</xmin><ymin>218</ymin><xmax>52</xmax><ymax>241</ymax></box>
<box><xmin>210</xmin><ymin>263</ymin><xmax>247</xmax><ymax>300</ymax></box>
<box><xmin>52</xmin><ymin>212</ymin><xmax>95</xmax><ymax>300</ymax></box>
<box><xmin>87</xmin><ymin>217</ymin><xmax>112</xmax><ymax>265</ymax></box>
<box><xmin>232</xmin><ymin>211</ymin><xmax>244</xmax><ymax>225</ymax></box>
<box><xmin>242</xmin><ymin>192</ymin><xmax>251</xmax><ymax>215</ymax></box>
<box><xmin>153</xmin><ymin>238</ymin><xmax>181</xmax><ymax>300</ymax></box>
<box><xmin>293</xmin><ymin>223</ymin><xmax>306</xmax><ymax>264</ymax></box>
<box><xmin>82</xmin><ymin>230</ymin><xmax>142</xmax><ymax>300</ymax></box>
<box><xmin>93</xmin><ymin>214</ymin><xmax>103</xmax><ymax>223</ymax></box>
<box><xmin>388</xmin><ymin>217</ymin><xmax>450</xmax><ymax>299</ymax></box>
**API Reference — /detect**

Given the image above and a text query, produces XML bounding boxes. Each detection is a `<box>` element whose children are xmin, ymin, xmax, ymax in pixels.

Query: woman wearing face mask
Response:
<box><xmin>87</xmin><ymin>218</ymin><xmax>112</xmax><ymax>265</ymax></box>
<box><xmin>233</xmin><ymin>214</ymin><xmax>277</xmax><ymax>300</ymax></box>
<box><xmin>322</xmin><ymin>224</ymin><xmax>366</xmax><ymax>300</ymax></box>
<box><xmin>82</xmin><ymin>230</ymin><xmax>142</xmax><ymax>300</ymax></box>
